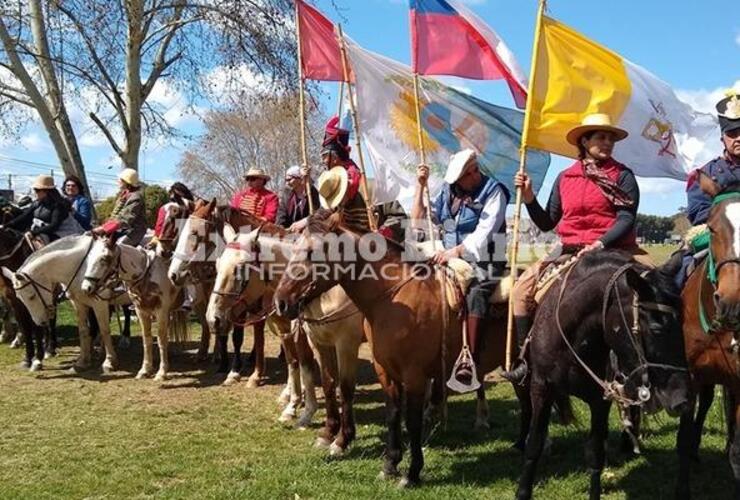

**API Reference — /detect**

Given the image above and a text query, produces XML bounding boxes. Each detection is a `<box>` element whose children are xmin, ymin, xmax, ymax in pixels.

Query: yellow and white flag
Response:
<box><xmin>526</xmin><ymin>16</ymin><xmax>719</xmax><ymax>180</ymax></box>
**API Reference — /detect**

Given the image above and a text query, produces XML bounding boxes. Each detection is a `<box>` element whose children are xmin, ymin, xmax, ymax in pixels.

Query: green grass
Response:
<box><xmin>0</xmin><ymin>245</ymin><xmax>732</xmax><ymax>499</ymax></box>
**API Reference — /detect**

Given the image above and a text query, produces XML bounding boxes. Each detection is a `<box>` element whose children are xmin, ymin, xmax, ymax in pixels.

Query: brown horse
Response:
<box><xmin>678</xmin><ymin>181</ymin><xmax>740</xmax><ymax>499</ymax></box>
<box><xmin>274</xmin><ymin>209</ymin><xmax>525</xmax><ymax>486</ymax></box>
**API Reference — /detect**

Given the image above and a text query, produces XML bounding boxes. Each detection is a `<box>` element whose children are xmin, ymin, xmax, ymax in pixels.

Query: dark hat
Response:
<box><xmin>321</xmin><ymin>116</ymin><xmax>351</xmax><ymax>160</ymax></box>
<box><xmin>717</xmin><ymin>92</ymin><xmax>740</xmax><ymax>135</ymax></box>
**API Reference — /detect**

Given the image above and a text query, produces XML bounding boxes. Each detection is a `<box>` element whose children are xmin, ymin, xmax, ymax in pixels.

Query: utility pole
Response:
<box><xmin>7</xmin><ymin>173</ymin><xmax>11</xmax><ymax>190</ymax></box>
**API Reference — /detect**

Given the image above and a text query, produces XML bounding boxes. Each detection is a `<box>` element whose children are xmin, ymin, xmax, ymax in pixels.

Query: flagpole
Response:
<box><xmin>337</xmin><ymin>24</ymin><xmax>377</xmax><ymax>231</ymax></box>
<box><xmin>505</xmin><ymin>0</ymin><xmax>546</xmax><ymax>371</ymax></box>
<box><xmin>295</xmin><ymin>0</ymin><xmax>315</xmax><ymax>214</ymax></box>
<box><xmin>337</xmin><ymin>80</ymin><xmax>344</xmax><ymax>117</ymax></box>
<box><xmin>412</xmin><ymin>73</ymin><xmax>437</xmax><ymax>246</ymax></box>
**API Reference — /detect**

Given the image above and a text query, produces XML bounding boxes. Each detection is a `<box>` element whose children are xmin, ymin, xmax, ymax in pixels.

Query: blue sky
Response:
<box><xmin>1</xmin><ymin>0</ymin><xmax>737</xmax><ymax>215</ymax></box>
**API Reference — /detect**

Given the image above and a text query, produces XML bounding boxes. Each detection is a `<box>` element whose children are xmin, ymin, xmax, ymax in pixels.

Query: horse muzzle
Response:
<box><xmin>275</xmin><ymin>297</ymin><xmax>300</xmax><ymax>320</ymax></box>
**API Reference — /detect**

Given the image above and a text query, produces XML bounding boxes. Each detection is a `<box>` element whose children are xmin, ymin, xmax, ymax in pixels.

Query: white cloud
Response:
<box><xmin>637</xmin><ymin>177</ymin><xmax>684</xmax><ymax>196</ymax></box>
<box><xmin>201</xmin><ymin>64</ymin><xmax>270</xmax><ymax>105</ymax></box>
<box><xmin>20</xmin><ymin>132</ymin><xmax>47</xmax><ymax>152</ymax></box>
<box><xmin>676</xmin><ymin>79</ymin><xmax>740</xmax><ymax>114</ymax></box>
<box><xmin>736</xmin><ymin>32</ymin><xmax>740</xmax><ymax>47</ymax></box>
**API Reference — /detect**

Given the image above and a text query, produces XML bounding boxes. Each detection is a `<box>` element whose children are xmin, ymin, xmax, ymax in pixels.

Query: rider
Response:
<box><xmin>230</xmin><ymin>168</ymin><xmax>279</xmax><ymax>224</ymax></box>
<box><xmin>63</xmin><ymin>175</ymin><xmax>93</xmax><ymax>231</ymax></box>
<box><xmin>411</xmin><ymin>149</ymin><xmax>510</xmax><ymax>387</ymax></box>
<box><xmin>92</xmin><ymin>168</ymin><xmax>147</xmax><ymax>247</ymax></box>
<box><xmin>3</xmin><ymin>175</ymin><xmax>82</xmax><ymax>244</ymax></box>
<box><xmin>276</xmin><ymin>165</ymin><xmax>319</xmax><ymax>233</ymax></box>
<box><xmin>151</xmin><ymin>182</ymin><xmax>195</xmax><ymax>245</ymax></box>
<box><xmin>503</xmin><ymin>113</ymin><xmax>648</xmax><ymax>384</ymax></box>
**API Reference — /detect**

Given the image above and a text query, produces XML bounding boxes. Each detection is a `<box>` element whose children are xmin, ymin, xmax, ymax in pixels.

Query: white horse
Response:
<box><xmin>81</xmin><ymin>234</ymin><xmax>185</xmax><ymax>381</ymax></box>
<box><xmin>4</xmin><ymin>235</ymin><xmax>119</xmax><ymax>372</ymax></box>
<box><xmin>208</xmin><ymin>224</ymin><xmax>364</xmax><ymax>454</ymax></box>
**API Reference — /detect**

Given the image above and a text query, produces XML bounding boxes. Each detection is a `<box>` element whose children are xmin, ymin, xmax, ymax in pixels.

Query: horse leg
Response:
<box><xmin>398</xmin><ymin>386</ymin><xmax>426</xmax><ymax>488</ymax></box>
<box><xmin>136</xmin><ymin>312</ymin><xmax>155</xmax><ymax>379</ymax></box>
<box><xmin>94</xmin><ymin>303</ymin><xmax>117</xmax><ymax>373</ymax></box>
<box><xmin>675</xmin><ymin>395</ymin><xmax>696</xmax><ymax>500</ymax></box>
<box><xmin>730</xmin><ymin>401</ymin><xmax>740</xmax><ymax>500</ymax></box>
<box><xmin>223</xmin><ymin>326</ymin><xmax>243</xmax><ymax>386</ymax></box>
<box><xmin>154</xmin><ymin>311</ymin><xmax>170</xmax><ymax>381</ymax></box>
<box><xmin>15</xmin><ymin>302</ymin><xmax>33</xmax><ymax>369</ymax></box>
<box><xmin>474</xmin><ymin>385</ymin><xmax>490</xmax><ymax>430</ymax></box>
<box><xmin>689</xmin><ymin>384</ymin><xmax>715</xmax><ymax>460</ymax></box>
<box><xmin>330</xmin><ymin>337</ymin><xmax>362</xmax><ymax>455</ymax></box>
<box><xmin>72</xmin><ymin>303</ymin><xmax>92</xmax><ymax>372</ymax></box>
<box><xmin>376</xmin><ymin>363</ymin><xmax>404</xmax><ymax>480</ymax></box>
<box><xmin>315</xmin><ymin>344</ymin><xmax>340</xmax><ymax>449</ymax></box>
<box><xmin>620</xmin><ymin>406</ymin><xmax>642</xmax><ymax>456</ymax></box>
<box><xmin>44</xmin><ymin>312</ymin><xmax>58</xmax><ymax>358</ymax></box>
<box><xmin>215</xmin><ymin>334</ymin><xmax>228</xmax><ymax>373</ymax></box>
<box><xmin>245</xmin><ymin>321</ymin><xmax>264</xmax><ymax>388</ymax></box>
<box><xmin>585</xmin><ymin>399</ymin><xmax>611</xmax><ymax>500</ymax></box>
<box><xmin>513</xmin><ymin>382</ymin><xmax>532</xmax><ymax>451</ymax></box>
<box><xmin>278</xmin><ymin>335</ymin><xmax>301</xmax><ymax>423</ymax></box>
<box><xmin>118</xmin><ymin>306</ymin><xmax>132</xmax><ymax>349</ymax></box>
<box><xmin>516</xmin><ymin>382</ymin><xmax>554</xmax><ymax>500</ymax></box>
<box><xmin>296</xmin><ymin>329</ymin><xmax>318</xmax><ymax>429</ymax></box>
<box><xmin>30</xmin><ymin>324</ymin><xmax>44</xmax><ymax>371</ymax></box>
<box><xmin>726</xmin><ymin>388</ymin><xmax>737</xmax><ymax>455</ymax></box>
<box><xmin>194</xmin><ymin>302</ymin><xmax>210</xmax><ymax>362</ymax></box>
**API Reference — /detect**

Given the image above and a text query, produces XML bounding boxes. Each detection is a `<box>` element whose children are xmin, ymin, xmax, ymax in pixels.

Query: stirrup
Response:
<box><xmin>447</xmin><ymin>345</ymin><xmax>480</xmax><ymax>393</ymax></box>
<box><xmin>501</xmin><ymin>359</ymin><xmax>529</xmax><ymax>385</ymax></box>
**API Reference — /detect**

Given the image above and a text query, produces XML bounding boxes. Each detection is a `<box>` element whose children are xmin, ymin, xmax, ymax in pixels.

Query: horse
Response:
<box><xmin>677</xmin><ymin>181</ymin><xmax>740</xmax><ymax>498</ymax></box>
<box><xmin>81</xmin><ymin>233</ymin><xmax>189</xmax><ymax>381</ymax></box>
<box><xmin>514</xmin><ymin>251</ymin><xmax>691</xmax><ymax>500</ymax></box>
<box><xmin>5</xmin><ymin>235</ymin><xmax>120</xmax><ymax>373</ymax></box>
<box><xmin>274</xmin><ymin>209</ymin><xmax>525</xmax><ymax>486</ymax></box>
<box><xmin>208</xmin><ymin>221</ymin><xmax>364</xmax><ymax>454</ymax></box>
<box><xmin>168</xmin><ymin>199</ymin><xmax>265</xmax><ymax>386</ymax></box>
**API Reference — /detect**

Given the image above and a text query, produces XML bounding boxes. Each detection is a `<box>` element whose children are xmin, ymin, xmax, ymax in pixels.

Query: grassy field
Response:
<box><xmin>0</xmin><ymin>244</ymin><xmax>734</xmax><ymax>499</ymax></box>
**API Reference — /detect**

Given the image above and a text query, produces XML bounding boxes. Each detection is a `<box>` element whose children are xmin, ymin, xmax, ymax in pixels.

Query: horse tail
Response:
<box><xmin>169</xmin><ymin>310</ymin><xmax>190</xmax><ymax>345</ymax></box>
<box><xmin>553</xmin><ymin>394</ymin><xmax>576</xmax><ymax>426</ymax></box>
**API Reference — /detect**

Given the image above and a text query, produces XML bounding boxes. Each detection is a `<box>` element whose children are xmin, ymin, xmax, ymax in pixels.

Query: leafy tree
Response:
<box><xmin>95</xmin><ymin>183</ymin><xmax>168</xmax><ymax>227</ymax></box>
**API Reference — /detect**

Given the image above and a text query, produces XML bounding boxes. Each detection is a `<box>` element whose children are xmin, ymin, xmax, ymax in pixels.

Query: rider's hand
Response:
<box><xmin>300</xmin><ymin>166</ymin><xmax>311</xmax><ymax>178</ymax></box>
<box><xmin>288</xmin><ymin>219</ymin><xmax>308</xmax><ymax>233</ymax></box>
<box><xmin>577</xmin><ymin>240</ymin><xmax>605</xmax><ymax>257</ymax></box>
<box><xmin>417</xmin><ymin>164</ymin><xmax>430</xmax><ymax>186</ymax></box>
<box><xmin>431</xmin><ymin>246</ymin><xmax>461</xmax><ymax>265</ymax></box>
<box><xmin>514</xmin><ymin>172</ymin><xmax>535</xmax><ymax>204</ymax></box>
<box><xmin>91</xmin><ymin>227</ymin><xmax>105</xmax><ymax>236</ymax></box>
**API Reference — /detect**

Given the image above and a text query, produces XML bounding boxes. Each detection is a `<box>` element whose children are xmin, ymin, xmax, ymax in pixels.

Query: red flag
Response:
<box><xmin>410</xmin><ymin>0</ymin><xmax>527</xmax><ymax>108</ymax></box>
<box><xmin>297</xmin><ymin>0</ymin><xmax>350</xmax><ymax>82</ymax></box>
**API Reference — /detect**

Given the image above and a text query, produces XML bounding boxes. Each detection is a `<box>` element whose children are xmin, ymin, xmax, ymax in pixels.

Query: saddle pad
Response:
<box><xmin>533</xmin><ymin>255</ymin><xmax>578</xmax><ymax>304</ymax></box>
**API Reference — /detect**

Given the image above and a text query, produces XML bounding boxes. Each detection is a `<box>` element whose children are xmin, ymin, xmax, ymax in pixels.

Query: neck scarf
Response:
<box><xmin>581</xmin><ymin>158</ymin><xmax>635</xmax><ymax>209</ymax></box>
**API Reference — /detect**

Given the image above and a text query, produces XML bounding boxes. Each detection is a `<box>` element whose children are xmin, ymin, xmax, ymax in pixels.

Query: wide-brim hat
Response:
<box><xmin>318</xmin><ymin>167</ymin><xmax>348</xmax><ymax>209</ymax></box>
<box><xmin>444</xmin><ymin>149</ymin><xmax>477</xmax><ymax>184</ymax></box>
<box><xmin>118</xmin><ymin>168</ymin><xmax>140</xmax><ymax>186</ymax></box>
<box><xmin>566</xmin><ymin>113</ymin><xmax>629</xmax><ymax>146</ymax></box>
<box><xmin>244</xmin><ymin>167</ymin><xmax>270</xmax><ymax>181</ymax></box>
<box><xmin>32</xmin><ymin>175</ymin><xmax>56</xmax><ymax>190</ymax></box>
<box><xmin>717</xmin><ymin>93</ymin><xmax>740</xmax><ymax>134</ymax></box>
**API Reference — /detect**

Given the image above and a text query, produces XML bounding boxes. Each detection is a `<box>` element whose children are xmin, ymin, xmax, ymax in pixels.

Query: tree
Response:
<box><xmin>95</xmin><ymin>183</ymin><xmax>168</xmax><ymax>226</ymax></box>
<box><xmin>0</xmin><ymin>0</ymin><xmax>296</xmax><ymax>193</ymax></box>
<box><xmin>636</xmin><ymin>214</ymin><xmax>675</xmax><ymax>243</ymax></box>
<box><xmin>177</xmin><ymin>91</ymin><xmax>325</xmax><ymax>200</ymax></box>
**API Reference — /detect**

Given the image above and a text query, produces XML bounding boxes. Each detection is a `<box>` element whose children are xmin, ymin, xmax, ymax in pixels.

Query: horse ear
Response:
<box><xmin>698</xmin><ymin>171</ymin><xmax>721</xmax><ymax>198</ymax></box>
<box><xmin>207</xmin><ymin>198</ymin><xmax>217</xmax><ymax>212</ymax></box>
<box><xmin>1</xmin><ymin>266</ymin><xmax>14</xmax><ymax>281</ymax></box>
<box><xmin>624</xmin><ymin>267</ymin><xmax>655</xmax><ymax>302</ymax></box>
<box><xmin>223</xmin><ymin>223</ymin><xmax>237</xmax><ymax>243</ymax></box>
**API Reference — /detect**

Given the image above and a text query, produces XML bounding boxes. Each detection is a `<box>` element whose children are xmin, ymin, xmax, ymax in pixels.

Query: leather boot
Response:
<box><xmin>502</xmin><ymin>315</ymin><xmax>532</xmax><ymax>384</ymax></box>
<box><xmin>453</xmin><ymin>315</ymin><xmax>482</xmax><ymax>386</ymax></box>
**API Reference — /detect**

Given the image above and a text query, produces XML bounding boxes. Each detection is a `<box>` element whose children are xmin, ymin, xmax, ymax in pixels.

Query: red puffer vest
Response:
<box><xmin>556</xmin><ymin>159</ymin><xmax>637</xmax><ymax>249</ymax></box>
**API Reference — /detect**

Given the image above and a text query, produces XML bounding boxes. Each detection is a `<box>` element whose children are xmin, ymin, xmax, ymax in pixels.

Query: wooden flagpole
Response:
<box><xmin>295</xmin><ymin>0</ymin><xmax>314</xmax><ymax>214</ymax></box>
<box><xmin>412</xmin><ymin>74</ymin><xmax>437</xmax><ymax>246</ymax></box>
<box><xmin>337</xmin><ymin>25</ymin><xmax>377</xmax><ymax>231</ymax></box>
<box><xmin>505</xmin><ymin>0</ymin><xmax>546</xmax><ymax>371</ymax></box>
<box><xmin>337</xmin><ymin>80</ymin><xmax>344</xmax><ymax>117</ymax></box>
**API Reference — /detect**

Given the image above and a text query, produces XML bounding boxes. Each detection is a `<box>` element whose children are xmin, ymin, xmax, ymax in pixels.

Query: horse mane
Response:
<box><xmin>22</xmin><ymin>234</ymin><xmax>89</xmax><ymax>267</ymax></box>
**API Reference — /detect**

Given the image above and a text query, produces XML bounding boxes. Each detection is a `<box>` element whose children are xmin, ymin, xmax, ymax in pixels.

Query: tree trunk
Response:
<box><xmin>123</xmin><ymin>0</ymin><xmax>145</xmax><ymax>172</ymax></box>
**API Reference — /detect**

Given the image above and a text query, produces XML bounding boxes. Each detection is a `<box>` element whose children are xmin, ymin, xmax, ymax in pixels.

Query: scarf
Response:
<box><xmin>581</xmin><ymin>158</ymin><xmax>635</xmax><ymax>209</ymax></box>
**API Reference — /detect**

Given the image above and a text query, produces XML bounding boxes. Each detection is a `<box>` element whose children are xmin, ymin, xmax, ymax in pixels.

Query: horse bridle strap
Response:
<box><xmin>0</xmin><ymin>234</ymin><xmax>31</xmax><ymax>262</ymax></box>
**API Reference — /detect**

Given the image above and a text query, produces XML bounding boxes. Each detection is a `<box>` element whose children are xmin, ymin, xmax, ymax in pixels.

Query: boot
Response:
<box><xmin>502</xmin><ymin>315</ymin><xmax>532</xmax><ymax>384</ymax></box>
<box><xmin>453</xmin><ymin>315</ymin><xmax>481</xmax><ymax>386</ymax></box>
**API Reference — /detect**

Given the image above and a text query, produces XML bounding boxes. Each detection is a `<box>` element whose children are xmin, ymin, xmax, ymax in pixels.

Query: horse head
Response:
<box><xmin>4</xmin><ymin>265</ymin><xmax>55</xmax><ymax>327</ymax></box>
<box><xmin>81</xmin><ymin>232</ymin><xmax>120</xmax><ymax>296</ymax></box>
<box><xmin>274</xmin><ymin>209</ymin><xmax>350</xmax><ymax>319</ymax></box>
<box><xmin>168</xmin><ymin>197</ymin><xmax>217</xmax><ymax>285</ymax></box>
<box><xmin>156</xmin><ymin>201</ymin><xmax>192</xmax><ymax>259</ymax></box>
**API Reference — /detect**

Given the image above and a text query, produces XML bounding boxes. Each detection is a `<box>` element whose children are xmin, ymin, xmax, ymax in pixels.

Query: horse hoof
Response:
<box><xmin>222</xmin><ymin>372</ymin><xmax>241</xmax><ymax>386</ymax></box>
<box><xmin>314</xmin><ymin>436</ymin><xmax>332</xmax><ymax>449</ymax></box>
<box><xmin>135</xmin><ymin>370</ymin><xmax>152</xmax><ymax>380</ymax></box>
<box><xmin>278</xmin><ymin>408</ymin><xmax>297</xmax><ymax>423</ymax></box>
<box><xmin>44</xmin><ymin>350</ymin><xmax>57</xmax><ymax>360</ymax></box>
<box><xmin>397</xmin><ymin>477</ymin><xmax>419</xmax><ymax>489</ymax></box>
<box><xmin>377</xmin><ymin>469</ymin><xmax>399</xmax><ymax>481</ymax></box>
<box><xmin>154</xmin><ymin>372</ymin><xmax>168</xmax><ymax>382</ymax></box>
<box><xmin>329</xmin><ymin>441</ymin><xmax>345</xmax><ymax>457</ymax></box>
<box><xmin>295</xmin><ymin>416</ymin><xmax>312</xmax><ymax>430</ymax></box>
<box><xmin>118</xmin><ymin>337</ymin><xmax>131</xmax><ymax>349</ymax></box>
<box><xmin>71</xmin><ymin>362</ymin><xmax>90</xmax><ymax>373</ymax></box>
<box><xmin>245</xmin><ymin>376</ymin><xmax>261</xmax><ymax>389</ymax></box>
<box><xmin>10</xmin><ymin>339</ymin><xmax>21</xmax><ymax>349</ymax></box>
<box><xmin>474</xmin><ymin>418</ymin><xmax>490</xmax><ymax>431</ymax></box>
<box><xmin>30</xmin><ymin>359</ymin><xmax>43</xmax><ymax>372</ymax></box>
<box><xmin>102</xmin><ymin>362</ymin><xmax>117</xmax><ymax>374</ymax></box>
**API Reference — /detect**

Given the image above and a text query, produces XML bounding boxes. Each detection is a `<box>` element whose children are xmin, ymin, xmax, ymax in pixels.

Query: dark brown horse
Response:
<box><xmin>515</xmin><ymin>251</ymin><xmax>691</xmax><ymax>500</ymax></box>
<box><xmin>678</xmin><ymin>181</ymin><xmax>740</xmax><ymax>498</ymax></box>
<box><xmin>274</xmin><ymin>209</ymin><xmax>526</xmax><ymax>486</ymax></box>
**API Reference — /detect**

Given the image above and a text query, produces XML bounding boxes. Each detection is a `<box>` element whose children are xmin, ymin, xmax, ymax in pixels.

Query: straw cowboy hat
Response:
<box><xmin>318</xmin><ymin>167</ymin><xmax>348</xmax><ymax>209</ymax></box>
<box><xmin>32</xmin><ymin>175</ymin><xmax>56</xmax><ymax>190</ymax></box>
<box><xmin>244</xmin><ymin>167</ymin><xmax>271</xmax><ymax>181</ymax></box>
<box><xmin>566</xmin><ymin>113</ymin><xmax>629</xmax><ymax>146</ymax></box>
<box><xmin>444</xmin><ymin>148</ymin><xmax>478</xmax><ymax>184</ymax></box>
<box><xmin>118</xmin><ymin>168</ymin><xmax>140</xmax><ymax>186</ymax></box>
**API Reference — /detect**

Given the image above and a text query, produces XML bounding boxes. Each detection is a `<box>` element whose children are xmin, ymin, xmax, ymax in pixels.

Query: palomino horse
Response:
<box><xmin>274</xmin><ymin>209</ymin><xmax>524</xmax><ymax>486</ymax></box>
<box><xmin>678</xmin><ymin>183</ymin><xmax>740</xmax><ymax>498</ymax></box>
<box><xmin>81</xmin><ymin>234</ymin><xmax>189</xmax><ymax>381</ymax></box>
<box><xmin>208</xmin><ymin>221</ymin><xmax>364</xmax><ymax>454</ymax></box>
<box><xmin>6</xmin><ymin>235</ymin><xmax>120</xmax><ymax>372</ymax></box>
<box><xmin>168</xmin><ymin>199</ymin><xmax>264</xmax><ymax>386</ymax></box>
<box><xmin>516</xmin><ymin>251</ymin><xmax>691</xmax><ymax>500</ymax></box>
<box><xmin>155</xmin><ymin>200</ymin><xmax>214</xmax><ymax>361</ymax></box>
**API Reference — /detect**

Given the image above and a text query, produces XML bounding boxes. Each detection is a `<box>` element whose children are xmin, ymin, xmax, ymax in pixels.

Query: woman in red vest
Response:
<box><xmin>504</xmin><ymin>113</ymin><xmax>650</xmax><ymax>383</ymax></box>
<box><xmin>230</xmin><ymin>168</ymin><xmax>279</xmax><ymax>222</ymax></box>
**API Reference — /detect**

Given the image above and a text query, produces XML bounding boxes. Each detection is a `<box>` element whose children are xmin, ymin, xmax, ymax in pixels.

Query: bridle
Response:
<box><xmin>555</xmin><ymin>261</ymin><xmax>686</xmax><ymax>408</ymax></box>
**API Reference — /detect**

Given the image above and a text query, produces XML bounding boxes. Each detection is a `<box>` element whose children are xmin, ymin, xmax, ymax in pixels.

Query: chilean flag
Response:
<box><xmin>410</xmin><ymin>0</ymin><xmax>527</xmax><ymax>108</ymax></box>
<box><xmin>297</xmin><ymin>0</ymin><xmax>351</xmax><ymax>82</ymax></box>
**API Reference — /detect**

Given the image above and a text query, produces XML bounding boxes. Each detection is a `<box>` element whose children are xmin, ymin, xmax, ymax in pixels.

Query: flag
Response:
<box><xmin>526</xmin><ymin>16</ymin><xmax>719</xmax><ymax>180</ymax></box>
<box><xmin>296</xmin><ymin>0</ymin><xmax>348</xmax><ymax>82</ymax></box>
<box><xmin>345</xmin><ymin>42</ymin><xmax>550</xmax><ymax>210</ymax></box>
<box><xmin>409</xmin><ymin>0</ymin><xmax>528</xmax><ymax>108</ymax></box>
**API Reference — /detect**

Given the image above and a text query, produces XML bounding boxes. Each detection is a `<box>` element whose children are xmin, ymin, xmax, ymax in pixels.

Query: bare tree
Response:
<box><xmin>178</xmin><ymin>90</ymin><xmax>324</xmax><ymax>200</ymax></box>
<box><xmin>0</xmin><ymin>0</ymin><xmax>296</xmax><ymax>195</ymax></box>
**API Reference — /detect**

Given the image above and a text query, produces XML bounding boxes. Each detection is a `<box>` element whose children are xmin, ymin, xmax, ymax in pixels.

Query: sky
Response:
<box><xmin>0</xmin><ymin>0</ymin><xmax>738</xmax><ymax>215</ymax></box>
